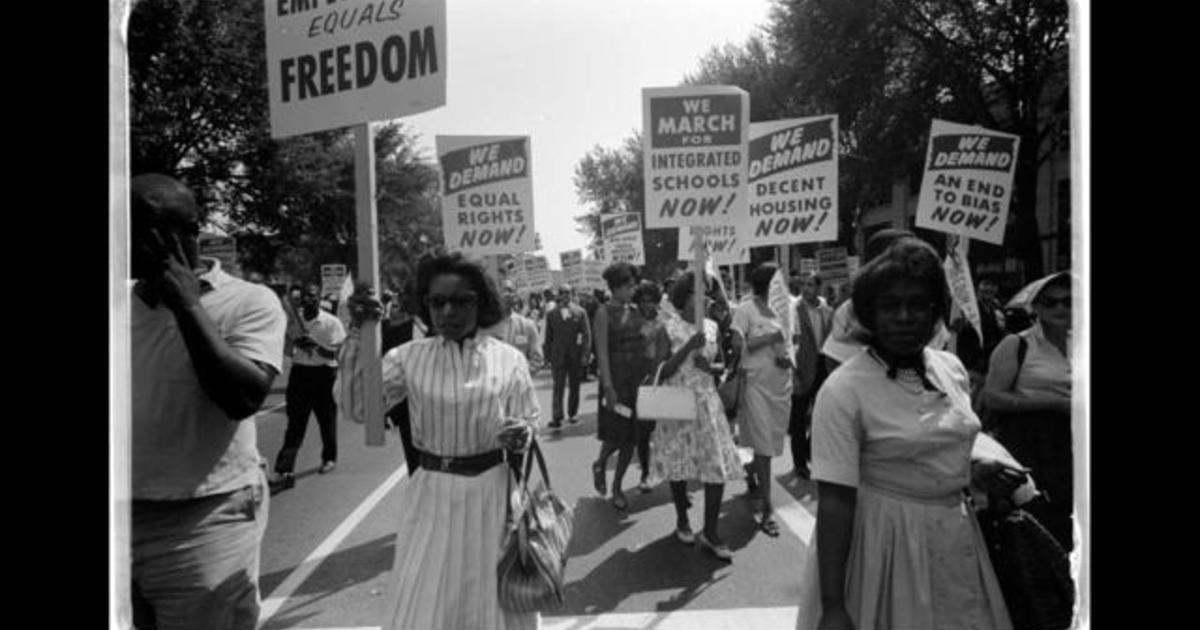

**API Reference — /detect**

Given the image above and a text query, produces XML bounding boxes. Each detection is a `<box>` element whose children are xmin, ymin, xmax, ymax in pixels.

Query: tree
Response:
<box><xmin>127</xmin><ymin>0</ymin><xmax>444</xmax><ymax>287</ymax></box>
<box><xmin>573</xmin><ymin>133</ymin><xmax>683</xmax><ymax>282</ymax></box>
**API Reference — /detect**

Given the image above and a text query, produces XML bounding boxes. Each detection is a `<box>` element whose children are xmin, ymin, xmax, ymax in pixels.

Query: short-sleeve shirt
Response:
<box><xmin>730</xmin><ymin>299</ymin><xmax>787</xmax><ymax>370</ymax></box>
<box><xmin>382</xmin><ymin>334</ymin><xmax>541</xmax><ymax>457</ymax></box>
<box><xmin>811</xmin><ymin>347</ymin><xmax>979</xmax><ymax>501</ymax></box>
<box><xmin>132</xmin><ymin>259</ymin><xmax>286</xmax><ymax>500</ymax></box>
<box><xmin>1013</xmin><ymin>322</ymin><xmax>1071</xmax><ymax>400</ymax></box>
<box><xmin>291</xmin><ymin>309</ymin><xmax>347</xmax><ymax>367</ymax></box>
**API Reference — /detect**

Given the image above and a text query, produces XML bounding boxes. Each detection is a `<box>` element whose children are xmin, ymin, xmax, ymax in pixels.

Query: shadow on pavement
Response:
<box><xmin>559</xmin><ymin>531</ymin><xmax>733</xmax><ymax>617</ymax></box>
<box><xmin>267</xmin><ymin>466</ymin><xmax>323</xmax><ymax>497</ymax></box>
<box><xmin>258</xmin><ymin>533</ymin><xmax>397</xmax><ymax>619</ymax></box>
<box><xmin>566</xmin><ymin>497</ymin><xmax>637</xmax><ymax>558</ymax></box>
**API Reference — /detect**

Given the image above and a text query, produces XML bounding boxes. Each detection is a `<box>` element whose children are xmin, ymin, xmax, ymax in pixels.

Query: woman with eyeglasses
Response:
<box><xmin>798</xmin><ymin>238</ymin><xmax>1023</xmax><ymax>630</ymax></box>
<box><xmin>379</xmin><ymin>253</ymin><xmax>541</xmax><ymax>630</ymax></box>
<box><xmin>982</xmin><ymin>271</ymin><xmax>1074</xmax><ymax>551</ymax></box>
<box><xmin>730</xmin><ymin>262</ymin><xmax>793</xmax><ymax>539</ymax></box>
<box><xmin>649</xmin><ymin>271</ymin><xmax>744</xmax><ymax>561</ymax></box>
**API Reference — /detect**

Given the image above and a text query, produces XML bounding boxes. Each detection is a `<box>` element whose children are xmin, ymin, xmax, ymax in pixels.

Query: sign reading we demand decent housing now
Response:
<box><xmin>437</xmin><ymin>136</ymin><xmax>536</xmax><ymax>256</ymax></box>
<box><xmin>264</xmin><ymin>0</ymin><xmax>447</xmax><ymax>139</ymax></box>
<box><xmin>746</xmin><ymin>115</ymin><xmax>838</xmax><ymax>246</ymax></box>
<box><xmin>915</xmin><ymin>119</ymin><xmax>1020</xmax><ymax>245</ymax></box>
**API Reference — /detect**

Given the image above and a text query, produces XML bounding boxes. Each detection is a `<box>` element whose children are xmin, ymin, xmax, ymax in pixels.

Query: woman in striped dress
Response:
<box><xmin>380</xmin><ymin>253</ymin><xmax>542</xmax><ymax>630</ymax></box>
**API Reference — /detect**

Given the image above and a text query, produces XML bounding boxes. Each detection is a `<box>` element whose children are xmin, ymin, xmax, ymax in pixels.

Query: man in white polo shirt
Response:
<box><xmin>130</xmin><ymin>174</ymin><xmax>286</xmax><ymax>630</ymax></box>
<box><xmin>272</xmin><ymin>283</ymin><xmax>347</xmax><ymax>488</ymax></box>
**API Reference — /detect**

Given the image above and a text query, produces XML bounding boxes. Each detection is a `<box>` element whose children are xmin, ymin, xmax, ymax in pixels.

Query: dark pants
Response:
<box><xmin>788</xmin><ymin>390</ymin><xmax>817</xmax><ymax>471</ymax></box>
<box><xmin>996</xmin><ymin>411</ymin><xmax>1075</xmax><ymax>551</ymax></box>
<box><xmin>276</xmin><ymin>364</ymin><xmax>337</xmax><ymax>473</ymax></box>
<box><xmin>551</xmin><ymin>360</ymin><xmax>584</xmax><ymax>421</ymax></box>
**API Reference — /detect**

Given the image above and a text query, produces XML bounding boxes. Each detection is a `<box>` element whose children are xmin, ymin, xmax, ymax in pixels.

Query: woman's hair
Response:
<box><xmin>851</xmin><ymin>237</ymin><xmax>949</xmax><ymax>339</ymax></box>
<box><xmin>749</xmin><ymin>263</ymin><xmax>778</xmax><ymax>296</ymax></box>
<box><xmin>414</xmin><ymin>252</ymin><xmax>504</xmax><ymax>329</ymax></box>
<box><xmin>668</xmin><ymin>271</ymin><xmax>697</xmax><ymax>311</ymax></box>
<box><xmin>632</xmin><ymin>279</ymin><xmax>662</xmax><ymax>305</ymax></box>
<box><xmin>602</xmin><ymin>262</ymin><xmax>638</xmax><ymax>290</ymax></box>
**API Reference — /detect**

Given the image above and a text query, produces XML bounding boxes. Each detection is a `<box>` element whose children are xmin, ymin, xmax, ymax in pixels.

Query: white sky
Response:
<box><xmin>399</xmin><ymin>0</ymin><xmax>774</xmax><ymax>268</ymax></box>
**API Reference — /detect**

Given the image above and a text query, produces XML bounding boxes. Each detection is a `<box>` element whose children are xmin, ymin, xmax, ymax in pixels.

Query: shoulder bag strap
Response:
<box><xmin>1008</xmin><ymin>334</ymin><xmax>1029</xmax><ymax>392</ymax></box>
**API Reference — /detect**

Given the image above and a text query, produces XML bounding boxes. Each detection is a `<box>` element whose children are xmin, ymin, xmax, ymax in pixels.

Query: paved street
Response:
<box><xmin>254</xmin><ymin>361</ymin><xmax>820</xmax><ymax>629</ymax></box>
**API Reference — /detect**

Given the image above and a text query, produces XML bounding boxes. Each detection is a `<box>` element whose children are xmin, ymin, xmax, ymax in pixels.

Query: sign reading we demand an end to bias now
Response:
<box><xmin>437</xmin><ymin>136</ymin><xmax>536</xmax><ymax>256</ymax></box>
<box><xmin>747</xmin><ymin>115</ymin><xmax>838</xmax><ymax>246</ymax></box>
<box><xmin>915</xmin><ymin>119</ymin><xmax>1019</xmax><ymax>245</ymax></box>
<box><xmin>264</xmin><ymin>0</ymin><xmax>447</xmax><ymax>139</ymax></box>
<box><xmin>643</xmin><ymin>86</ymin><xmax>749</xmax><ymax>230</ymax></box>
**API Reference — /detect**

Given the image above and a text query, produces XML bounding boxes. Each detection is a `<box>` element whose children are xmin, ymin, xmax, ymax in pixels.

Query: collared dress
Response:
<box><xmin>380</xmin><ymin>334</ymin><xmax>542</xmax><ymax>630</ymax></box>
<box><xmin>794</xmin><ymin>347</ymin><xmax>1012</xmax><ymax>630</ymax></box>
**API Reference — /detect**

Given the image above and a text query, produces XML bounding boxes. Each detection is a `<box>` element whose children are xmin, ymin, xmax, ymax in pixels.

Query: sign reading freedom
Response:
<box><xmin>264</xmin><ymin>0</ymin><xmax>447</xmax><ymax>139</ymax></box>
<box><xmin>643</xmin><ymin>85</ymin><xmax>749</xmax><ymax>230</ymax></box>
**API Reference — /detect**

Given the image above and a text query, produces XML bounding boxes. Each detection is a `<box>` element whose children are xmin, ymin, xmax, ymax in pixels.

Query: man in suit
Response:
<box><xmin>789</xmin><ymin>271</ymin><xmax>834</xmax><ymax>480</ymax></box>
<box><xmin>543</xmin><ymin>285</ymin><xmax>591</xmax><ymax>430</ymax></box>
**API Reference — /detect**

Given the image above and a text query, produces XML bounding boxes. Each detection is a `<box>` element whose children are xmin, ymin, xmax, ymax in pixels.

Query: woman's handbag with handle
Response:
<box><xmin>717</xmin><ymin>367</ymin><xmax>744</xmax><ymax>415</ymax></box>
<box><xmin>636</xmin><ymin>363</ymin><xmax>698</xmax><ymax>422</ymax></box>
<box><xmin>497</xmin><ymin>440</ymin><xmax>575</xmax><ymax>613</ymax></box>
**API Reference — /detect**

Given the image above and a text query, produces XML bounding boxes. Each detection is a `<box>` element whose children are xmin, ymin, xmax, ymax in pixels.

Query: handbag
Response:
<box><xmin>636</xmin><ymin>363</ymin><xmax>698</xmax><ymax>422</ymax></box>
<box><xmin>975</xmin><ymin>495</ymin><xmax>1076</xmax><ymax>630</ymax></box>
<box><xmin>717</xmin><ymin>368</ymin><xmax>744</xmax><ymax>415</ymax></box>
<box><xmin>497</xmin><ymin>440</ymin><xmax>575</xmax><ymax>613</ymax></box>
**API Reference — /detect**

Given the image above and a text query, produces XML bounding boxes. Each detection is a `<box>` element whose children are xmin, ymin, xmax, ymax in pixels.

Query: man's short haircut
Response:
<box><xmin>414</xmin><ymin>253</ymin><xmax>504</xmax><ymax>329</ymax></box>
<box><xmin>864</xmin><ymin>228</ymin><xmax>916</xmax><ymax>261</ymax></box>
<box><xmin>851</xmin><ymin>237</ymin><xmax>948</xmax><ymax>340</ymax></box>
<box><xmin>749</xmin><ymin>263</ymin><xmax>778</xmax><ymax>297</ymax></box>
<box><xmin>632</xmin><ymin>279</ymin><xmax>662</xmax><ymax>305</ymax></box>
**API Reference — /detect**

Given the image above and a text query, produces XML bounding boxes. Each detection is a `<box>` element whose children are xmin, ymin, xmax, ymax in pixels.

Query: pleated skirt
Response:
<box><xmin>794</xmin><ymin>486</ymin><xmax>1012</xmax><ymax>630</ymax></box>
<box><xmin>381</xmin><ymin>464</ymin><xmax>539</xmax><ymax>630</ymax></box>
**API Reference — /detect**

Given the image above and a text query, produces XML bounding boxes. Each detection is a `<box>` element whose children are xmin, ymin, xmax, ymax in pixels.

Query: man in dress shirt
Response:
<box><xmin>484</xmin><ymin>283</ymin><xmax>544</xmax><ymax>373</ymax></box>
<box><xmin>272</xmin><ymin>284</ymin><xmax>346</xmax><ymax>488</ymax></box>
<box><xmin>789</xmin><ymin>271</ymin><xmax>835</xmax><ymax>480</ymax></box>
<box><xmin>130</xmin><ymin>174</ymin><xmax>286</xmax><ymax>629</ymax></box>
<box><xmin>542</xmin><ymin>285</ymin><xmax>591</xmax><ymax>429</ymax></box>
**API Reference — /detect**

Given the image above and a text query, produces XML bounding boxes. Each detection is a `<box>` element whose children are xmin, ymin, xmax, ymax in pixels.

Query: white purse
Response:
<box><xmin>636</xmin><ymin>363</ymin><xmax>698</xmax><ymax>422</ymax></box>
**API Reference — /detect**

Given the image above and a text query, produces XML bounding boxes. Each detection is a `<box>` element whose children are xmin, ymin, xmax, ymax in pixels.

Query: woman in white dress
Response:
<box><xmin>380</xmin><ymin>253</ymin><xmax>542</xmax><ymax>630</ymax></box>
<box><xmin>798</xmin><ymin>238</ymin><xmax>1028</xmax><ymax>630</ymax></box>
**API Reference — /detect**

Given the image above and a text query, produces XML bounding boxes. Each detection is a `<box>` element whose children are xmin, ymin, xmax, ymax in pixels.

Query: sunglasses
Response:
<box><xmin>1037</xmin><ymin>297</ymin><xmax>1071</xmax><ymax>308</ymax></box>
<box><xmin>425</xmin><ymin>293</ymin><xmax>479</xmax><ymax>310</ymax></box>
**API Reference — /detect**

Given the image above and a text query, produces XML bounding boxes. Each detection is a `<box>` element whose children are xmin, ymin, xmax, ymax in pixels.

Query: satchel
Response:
<box><xmin>717</xmin><ymin>368</ymin><xmax>744</xmax><ymax>415</ymax></box>
<box><xmin>497</xmin><ymin>440</ymin><xmax>575</xmax><ymax>613</ymax></box>
<box><xmin>975</xmin><ymin>496</ymin><xmax>1075</xmax><ymax>630</ymax></box>
<box><xmin>636</xmin><ymin>363</ymin><xmax>698</xmax><ymax>422</ymax></box>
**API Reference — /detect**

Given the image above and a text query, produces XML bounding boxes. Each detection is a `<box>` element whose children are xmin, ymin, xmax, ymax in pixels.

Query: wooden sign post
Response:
<box><xmin>354</xmin><ymin>123</ymin><xmax>386</xmax><ymax>447</ymax></box>
<box><xmin>693</xmin><ymin>230</ymin><xmax>707</xmax><ymax>336</ymax></box>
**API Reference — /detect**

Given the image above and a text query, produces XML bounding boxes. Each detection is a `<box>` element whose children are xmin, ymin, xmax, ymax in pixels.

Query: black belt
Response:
<box><xmin>416</xmin><ymin>448</ymin><xmax>511</xmax><ymax>476</ymax></box>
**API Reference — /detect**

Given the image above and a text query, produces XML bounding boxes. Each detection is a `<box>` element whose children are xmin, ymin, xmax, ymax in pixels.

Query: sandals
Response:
<box><xmin>675</xmin><ymin>527</ymin><xmax>695</xmax><ymax>545</ymax></box>
<box><xmin>611</xmin><ymin>490</ymin><xmax>629</xmax><ymax>511</ymax></box>
<box><xmin>637</xmin><ymin>479</ymin><xmax>653</xmax><ymax>494</ymax></box>
<box><xmin>759</xmin><ymin>513</ymin><xmax>781</xmax><ymax>538</ymax></box>
<box><xmin>696</xmin><ymin>531</ymin><xmax>733</xmax><ymax>562</ymax></box>
<box><xmin>592</xmin><ymin>461</ymin><xmax>607</xmax><ymax>496</ymax></box>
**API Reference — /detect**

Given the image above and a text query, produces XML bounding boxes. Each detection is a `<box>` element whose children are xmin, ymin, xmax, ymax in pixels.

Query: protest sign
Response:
<box><xmin>915</xmin><ymin>119</ymin><xmax>1019</xmax><ymax>245</ymax></box>
<box><xmin>583</xmin><ymin>259</ymin><xmax>606</xmax><ymax>292</ymax></box>
<box><xmin>943</xmin><ymin>236</ymin><xmax>982</xmax><ymax>342</ymax></box>
<box><xmin>437</xmin><ymin>136</ymin><xmax>536</xmax><ymax>256</ymax></box>
<box><xmin>198</xmin><ymin>234</ymin><xmax>238</xmax><ymax>274</ymax></box>
<box><xmin>523</xmin><ymin>254</ymin><xmax>553</xmax><ymax>293</ymax></box>
<box><xmin>816</xmin><ymin>246</ymin><xmax>849</xmax><ymax>285</ymax></box>
<box><xmin>560</xmin><ymin>249</ymin><xmax>584</xmax><ymax>288</ymax></box>
<box><xmin>768</xmin><ymin>268</ymin><xmax>796</xmax><ymax>365</ymax></box>
<box><xmin>678</xmin><ymin>225</ymin><xmax>749</xmax><ymax>265</ymax></box>
<box><xmin>746</xmin><ymin>115</ymin><xmax>838</xmax><ymax>246</ymax></box>
<box><xmin>321</xmin><ymin>263</ymin><xmax>349</xmax><ymax>297</ymax></box>
<box><xmin>601</xmin><ymin>213</ymin><xmax>645</xmax><ymax>265</ymax></box>
<box><xmin>550</xmin><ymin>269</ymin><xmax>565</xmax><ymax>290</ymax></box>
<box><xmin>264</xmin><ymin>0</ymin><xmax>447</xmax><ymax>139</ymax></box>
<box><xmin>800</xmin><ymin>258</ymin><xmax>818</xmax><ymax>275</ymax></box>
<box><xmin>643</xmin><ymin>86</ymin><xmax>750</xmax><ymax>229</ymax></box>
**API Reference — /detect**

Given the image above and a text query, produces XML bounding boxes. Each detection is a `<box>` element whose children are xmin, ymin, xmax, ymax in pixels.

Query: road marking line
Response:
<box><xmin>259</xmin><ymin>401</ymin><xmax>287</xmax><ymax>416</ymax></box>
<box><xmin>543</xmin><ymin>605</ymin><xmax>799</xmax><ymax>629</ymax></box>
<box><xmin>258</xmin><ymin>464</ymin><xmax>409</xmax><ymax>624</ymax></box>
<box><xmin>771</xmin><ymin>478</ymin><xmax>816</xmax><ymax>546</ymax></box>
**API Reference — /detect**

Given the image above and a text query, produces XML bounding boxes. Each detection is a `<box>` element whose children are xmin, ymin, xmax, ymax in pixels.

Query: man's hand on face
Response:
<box><xmin>140</xmin><ymin>225</ymin><xmax>202</xmax><ymax>312</ymax></box>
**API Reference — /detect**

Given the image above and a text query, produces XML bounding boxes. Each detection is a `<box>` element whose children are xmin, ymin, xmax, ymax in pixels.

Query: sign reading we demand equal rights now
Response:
<box><xmin>437</xmin><ymin>136</ymin><xmax>536</xmax><ymax>256</ymax></box>
<box><xmin>642</xmin><ymin>86</ymin><xmax>750</xmax><ymax>230</ymax></box>
<box><xmin>264</xmin><ymin>0</ymin><xmax>446</xmax><ymax>139</ymax></box>
<box><xmin>746</xmin><ymin>115</ymin><xmax>839</xmax><ymax>246</ymax></box>
<box><xmin>915</xmin><ymin>119</ymin><xmax>1019</xmax><ymax>245</ymax></box>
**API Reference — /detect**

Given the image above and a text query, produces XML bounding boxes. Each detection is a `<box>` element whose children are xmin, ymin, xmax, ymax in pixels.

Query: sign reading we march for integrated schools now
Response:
<box><xmin>915</xmin><ymin>119</ymin><xmax>1019</xmax><ymax>245</ymax></box>
<box><xmin>643</xmin><ymin>86</ymin><xmax>750</xmax><ymax>230</ymax></box>
<box><xmin>264</xmin><ymin>0</ymin><xmax>446</xmax><ymax>139</ymax></box>
<box><xmin>437</xmin><ymin>136</ymin><xmax>536</xmax><ymax>256</ymax></box>
<box><xmin>747</xmin><ymin>115</ymin><xmax>838</xmax><ymax>246</ymax></box>
<box><xmin>601</xmin><ymin>213</ymin><xmax>645</xmax><ymax>265</ymax></box>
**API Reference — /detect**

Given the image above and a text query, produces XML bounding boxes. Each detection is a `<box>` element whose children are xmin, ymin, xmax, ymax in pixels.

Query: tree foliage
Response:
<box><xmin>127</xmin><ymin>0</ymin><xmax>444</xmax><ymax>289</ymax></box>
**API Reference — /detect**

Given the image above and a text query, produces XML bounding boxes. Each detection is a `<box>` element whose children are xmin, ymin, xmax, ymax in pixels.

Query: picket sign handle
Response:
<box><xmin>354</xmin><ymin>122</ymin><xmax>385</xmax><ymax>447</ymax></box>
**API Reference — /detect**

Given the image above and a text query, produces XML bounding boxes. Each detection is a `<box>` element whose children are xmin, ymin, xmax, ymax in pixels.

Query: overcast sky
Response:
<box><xmin>400</xmin><ymin>0</ymin><xmax>774</xmax><ymax>268</ymax></box>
